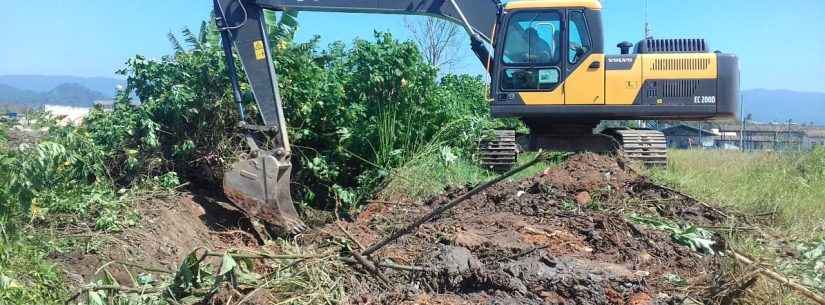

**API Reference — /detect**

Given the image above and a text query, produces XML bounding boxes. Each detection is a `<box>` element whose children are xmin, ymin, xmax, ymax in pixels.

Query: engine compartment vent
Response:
<box><xmin>651</xmin><ymin>58</ymin><xmax>712</xmax><ymax>71</ymax></box>
<box><xmin>645</xmin><ymin>80</ymin><xmax>701</xmax><ymax>98</ymax></box>
<box><xmin>635</xmin><ymin>38</ymin><xmax>708</xmax><ymax>54</ymax></box>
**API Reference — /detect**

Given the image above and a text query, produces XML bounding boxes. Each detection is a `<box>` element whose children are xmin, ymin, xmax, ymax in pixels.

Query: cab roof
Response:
<box><xmin>504</xmin><ymin>0</ymin><xmax>603</xmax><ymax>10</ymax></box>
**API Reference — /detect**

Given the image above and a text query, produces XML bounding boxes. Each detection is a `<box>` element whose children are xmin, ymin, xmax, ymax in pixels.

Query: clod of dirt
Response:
<box><xmin>576</xmin><ymin>191</ymin><xmax>592</xmax><ymax>205</ymax></box>
<box><xmin>537</xmin><ymin>153</ymin><xmax>633</xmax><ymax>194</ymax></box>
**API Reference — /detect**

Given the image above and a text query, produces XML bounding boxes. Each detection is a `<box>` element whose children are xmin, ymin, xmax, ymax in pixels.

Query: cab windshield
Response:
<box><xmin>502</xmin><ymin>11</ymin><xmax>561</xmax><ymax>65</ymax></box>
<box><xmin>500</xmin><ymin>11</ymin><xmax>562</xmax><ymax>91</ymax></box>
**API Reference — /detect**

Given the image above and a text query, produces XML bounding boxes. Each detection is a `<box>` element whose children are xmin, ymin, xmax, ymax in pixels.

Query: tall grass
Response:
<box><xmin>380</xmin><ymin>151</ymin><xmax>552</xmax><ymax>202</ymax></box>
<box><xmin>651</xmin><ymin>149</ymin><xmax>825</xmax><ymax>240</ymax></box>
<box><xmin>651</xmin><ymin>149</ymin><xmax>825</xmax><ymax>303</ymax></box>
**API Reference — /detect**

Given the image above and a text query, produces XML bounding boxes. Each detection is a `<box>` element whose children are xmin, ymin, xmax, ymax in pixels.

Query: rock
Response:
<box><xmin>432</xmin><ymin>246</ymin><xmax>482</xmax><ymax>275</ymax></box>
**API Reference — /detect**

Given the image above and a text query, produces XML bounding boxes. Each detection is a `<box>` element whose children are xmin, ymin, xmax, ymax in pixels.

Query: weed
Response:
<box><xmin>380</xmin><ymin>151</ymin><xmax>554</xmax><ymax>203</ymax></box>
<box><xmin>628</xmin><ymin>214</ymin><xmax>717</xmax><ymax>255</ymax></box>
<box><xmin>0</xmin><ymin>225</ymin><xmax>68</xmax><ymax>305</ymax></box>
<box><xmin>780</xmin><ymin>238</ymin><xmax>825</xmax><ymax>293</ymax></box>
<box><xmin>650</xmin><ymin>149</ymin><xmax>825</xmax><ymax>240</ymax></box>
<box><xmin>651</xmin><ymin>149</ymin><xmax>825</xmax><ymax>301</ymax></box>
<box><xmin>68</xmin><ymin>240</ymin><xmax>347</xmax><ymax>305</ymax></box>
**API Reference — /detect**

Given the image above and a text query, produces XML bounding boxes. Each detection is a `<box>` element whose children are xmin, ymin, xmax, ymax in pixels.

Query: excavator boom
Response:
<box><xmin>213</xmin><ymin>0</ymin><xmax>499</xmax><ymax>233</ymax></box>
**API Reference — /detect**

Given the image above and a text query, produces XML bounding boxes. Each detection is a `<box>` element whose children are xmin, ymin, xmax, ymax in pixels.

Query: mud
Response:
<box><xmin>309</xmin><ymin>153</ymin><xmax>726</xmax><ymax>305</ymax></box>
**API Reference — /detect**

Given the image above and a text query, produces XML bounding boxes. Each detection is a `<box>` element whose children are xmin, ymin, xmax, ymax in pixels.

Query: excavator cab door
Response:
<box><xmin>563</xmin><ymin>9</ymin><xmax>604</xmax><ymax>105</ymax></box>
<box><xmin>490</xmin><ymin>7</ymin><xmax>607</xmax><ymax>113</ymax></box>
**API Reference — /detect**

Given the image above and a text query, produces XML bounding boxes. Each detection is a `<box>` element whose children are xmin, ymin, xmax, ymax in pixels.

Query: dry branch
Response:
<box><xmin>360</xmin><ymin>152</ymin><xmax>551</xmax><ymax>256</ymax></box>
<box><xmin>647</xmin><ymin>181</ymin><xmax>730</xmax><ymax>219</ymax></box>
<box><xmin>729</xmin><ymin>249</ymin><xmax>825</xmax><ymax>305</ymax></box>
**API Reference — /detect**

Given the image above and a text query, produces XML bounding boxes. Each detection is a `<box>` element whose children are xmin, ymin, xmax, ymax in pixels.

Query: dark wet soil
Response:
<box><xmin>307</xmin><ymin>153</ymin><xmax>727</xmax><ymax>305</ymax></box>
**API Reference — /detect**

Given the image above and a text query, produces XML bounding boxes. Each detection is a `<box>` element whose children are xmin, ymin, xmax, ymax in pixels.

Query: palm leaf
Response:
<box><xmin>205</xmin><ymin>12</ymin><xmax>221</xmax><ymax>48</ymax></box>
<box><xmin>181</xmin><ymin>27</ymin><xmax>202</xmax><ymax>50</ymax></box>
<box><xmin>167</xmin><ymin>32</ymin><xmax>185</xmax><ymax>53</ymax></box>
<box><xmin>266</xmin><ymin>10</ymin><xmax>299</xmax><ymax>42</ymax></box>
<box><xmin>198</xmin><ymin>21</ymin><xmax>208</xmax><ymax>45</ymax></box>
<box><xmin>278</xmin><ymin>9</ymin><xmax>300</xmax><ymax>41</ymax></box>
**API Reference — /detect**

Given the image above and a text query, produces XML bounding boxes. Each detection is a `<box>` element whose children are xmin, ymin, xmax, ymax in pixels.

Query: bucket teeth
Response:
<box><xmin>223</xmin><ymin>152</ymin><xmax>306</xmax><ymax>234</ymax></box>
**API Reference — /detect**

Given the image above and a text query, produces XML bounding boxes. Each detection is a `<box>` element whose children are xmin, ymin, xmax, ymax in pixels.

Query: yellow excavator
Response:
<box><xmin>213</xmin><ymin>0</ymin><xmax>740</xmax><ymax>233</ymax></box>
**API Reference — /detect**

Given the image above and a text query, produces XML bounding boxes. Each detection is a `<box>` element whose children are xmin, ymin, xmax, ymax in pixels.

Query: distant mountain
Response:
<box><xmin>0</xmin><ymin>82</ymin><xmax>108</xmax><ymax>110</ymax></box>
<box><xmin>742</xmin><ymin>89</ymin><xmax>825</xmax><ymax>125</ymax></box>
<box><xmin>41</xmin><ymin>83</ymin><xmax>107</xmax><ymax>107</ymax></box>
<box><xmin>0</xmin><ymin>84</ymin><xmax>39</xmax><ymax>105</ymax></box>
<box><xmin>0</xmin><ymin>75</ymin><xmax>124</xmax><ymax>98</ymax></box>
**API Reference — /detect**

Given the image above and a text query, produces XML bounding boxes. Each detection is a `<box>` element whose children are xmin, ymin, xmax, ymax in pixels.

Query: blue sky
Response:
<box><xmin>1</xmin><ymin>0</ymin><xmax>823</xmax><ymax>92</ymax></box>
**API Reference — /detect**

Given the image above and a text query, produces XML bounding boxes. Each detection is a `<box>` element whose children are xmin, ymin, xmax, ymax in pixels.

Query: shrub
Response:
<box><xmin>0</xmin><ymin>121</ymin><xmax>131</xmax><ymax>231</ymax></box>
<box><xmin>87</xmin><ymin>18</ymin><xmax>503</xmax><ymax>210</ymax></box>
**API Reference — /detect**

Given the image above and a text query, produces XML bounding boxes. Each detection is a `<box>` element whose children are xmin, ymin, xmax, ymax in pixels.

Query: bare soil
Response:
<box><xmin>53</xmin><ymin>153</ymin><xmax>729</xmax><ymax>304</ymax></box>
<box><xmin>52</xmin><ymin>191</ymin><xmax>258</xmax><ymax>287</ymax></box>
<box><xmin>308</xmin><ymin>153</ymin><xmax>727</xmax><ymax>304</ymax></box>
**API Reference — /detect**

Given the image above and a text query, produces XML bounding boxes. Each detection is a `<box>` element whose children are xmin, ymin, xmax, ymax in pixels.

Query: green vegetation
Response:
<box><xmin>0</xmin><ymin>230</ymin><xmax>68</xmax><ymax>305</ymax></box>
<box><xmin>0</xmin><ymin>118</ymin><xmax>132</xmax><ymax>232</ymax></box>
<box><xmin>651</xmin><ymin>149</ymin><xmax>825</xmax><ymax>239</ymax></box>
<box><xmin>628</xmin><ymin>214</ymin><xmax>717</xmax><ymax>255</ymax></box>
<box><xmin>381</xmin><ymin>151</ymin><xmax>553</xmax><ymax>202</ymax></box>
<box><xmin>0</xmin><ymin>11</ymin><xmax>508</xmax><ymax>305</ymax></box>
<box><xmin>651</xmin><ymin>149</ymin><xmax>825</xmax><ymax>301</ymax></box>
<box><xmin>92</xmin><ymin>13</ymin><xmax>510</xmax><ymax>211</ymax></box>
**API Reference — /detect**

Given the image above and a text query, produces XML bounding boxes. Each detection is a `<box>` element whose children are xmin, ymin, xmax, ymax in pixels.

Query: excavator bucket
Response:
<box><xmin>222</xmin><ymin>151</ymin><xmax>306</xmax><ymax>234</ymax></box>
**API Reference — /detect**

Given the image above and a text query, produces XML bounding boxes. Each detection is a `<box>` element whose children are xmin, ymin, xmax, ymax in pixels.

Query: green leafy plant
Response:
<box><xmin>778</xmin><ymin>239</ymin><xmax>825</xmax><ymax>292</ymax></box>
<box><xmin>0</xmin><ymin>226</ymin><xmax>68</xmax><ymax>305</ymax></box>
<box><xmin>92</xmin><ymin>12</ymin><xmax>504</xmax><ymax>211</ymax></box>
<box><xmin>629</xmin><ymin>214</ymin><xmax>717</xmax><ymax>255</ymax></box>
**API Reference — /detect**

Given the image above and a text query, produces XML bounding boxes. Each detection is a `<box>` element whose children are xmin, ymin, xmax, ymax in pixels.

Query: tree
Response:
<box><xmin>404</xmin><ymin>17</ymin><xmax>463</xmax><ymax>72</ymax></box>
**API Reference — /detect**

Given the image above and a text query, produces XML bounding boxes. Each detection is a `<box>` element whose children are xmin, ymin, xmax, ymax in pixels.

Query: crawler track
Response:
<box><xmin>479</xmin><ymin>129</ymin><xmax>518</xmax><ymax>172</ymax></box>
<box><xmin>608</xmin><ymin>129</ymin><xmax>668</xmax><ymax>166</ymax></box>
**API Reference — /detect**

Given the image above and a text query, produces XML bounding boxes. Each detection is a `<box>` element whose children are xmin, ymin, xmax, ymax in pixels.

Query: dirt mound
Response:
<box><xmin>54</xmin><ymin>153</ymin><xmax>728</xmax><ymax>305</ymax></box>
<box><xmin>309</xmin><ymin>153</ymin><xmax>726</xmax><ymax>304</ymax></box>
<box><xmin>52</xmin><ymin>191</ymin><xmax>257</xmax><ymax>287</ymax></box>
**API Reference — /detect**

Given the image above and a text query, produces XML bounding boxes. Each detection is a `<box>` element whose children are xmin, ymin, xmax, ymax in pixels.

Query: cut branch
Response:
<box><xmin>360</xmin><ymin>152</ymin><xmax>551</xmax><ymax>257</ymax></box>
<box><xmin>729</xmin><ymin>249</ymin><xmax>825</xmax><ymax>305</ymax></box>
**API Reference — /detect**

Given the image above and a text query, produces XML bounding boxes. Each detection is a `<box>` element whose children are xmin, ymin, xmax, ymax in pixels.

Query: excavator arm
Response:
<box><xmin>213</xmin><ymin>0</ymin><xmax>500</xmax><ymax>233</ymax></box>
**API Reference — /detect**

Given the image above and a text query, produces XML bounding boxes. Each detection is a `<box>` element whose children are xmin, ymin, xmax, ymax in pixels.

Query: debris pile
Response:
<box><xmin>58</xmin><ymin>153</ymin><xmax>733</xmax><ymax>304</ymax></box>
<box><xmin>310</xmin><ymin>153</ymin><xmax>727</xmax><ymax>304</ymax></box>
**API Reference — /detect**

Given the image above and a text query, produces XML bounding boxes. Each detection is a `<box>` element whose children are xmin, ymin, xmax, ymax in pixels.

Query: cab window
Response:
<box><xmin>501</xmin><ymin>11</ymin><xmax>562</xmax><ymax>91</ymax></box>
<box><xmin>568</xmin><ymin>10</ymin><xmax>592</xmax><ymax>65</ymax></box>
<box><xmin>502</xmin><ymin>12</ymin><xmax>561</xmax><ymax>65</ymax></box>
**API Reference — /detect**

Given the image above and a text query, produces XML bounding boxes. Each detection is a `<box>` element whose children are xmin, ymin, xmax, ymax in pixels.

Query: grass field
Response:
<box><xmin>651</xmin><ymin>149</ymin><xmax>825</xmax><ymax>240</ymax></box>
<box><xmin>379</xmin><ymin>151</ymin><xmax>556</xmax><ymax>202</ymax></box>
<box><xmin>651</xmin><ymin>149</ymin><xmax>825</xmax><ymax>303</ymax></box>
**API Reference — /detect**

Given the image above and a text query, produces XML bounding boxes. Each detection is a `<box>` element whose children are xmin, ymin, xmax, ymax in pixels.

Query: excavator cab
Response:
<box><xmin>212</xmin><ymin>0</ymin><xmax>738</xmax><ymax>233</ymax></box>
